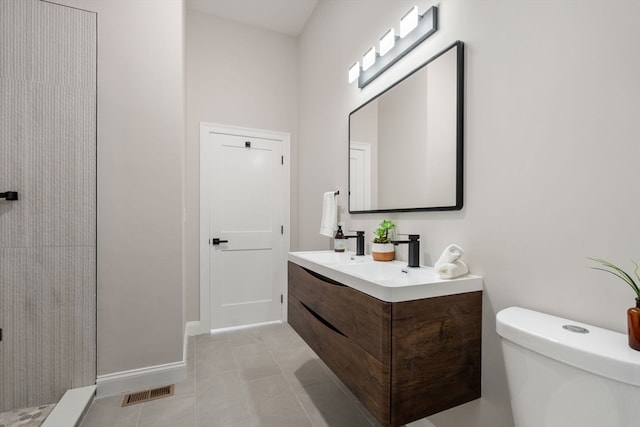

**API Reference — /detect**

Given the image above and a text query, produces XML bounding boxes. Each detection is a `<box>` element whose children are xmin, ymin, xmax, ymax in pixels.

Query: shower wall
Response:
<box><xmin>0</xmin><ymin>0</ymin><xmax>96</xmax><ymax>411</ymax></box>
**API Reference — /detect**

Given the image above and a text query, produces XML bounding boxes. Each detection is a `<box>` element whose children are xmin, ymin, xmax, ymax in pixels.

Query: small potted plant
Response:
<box><xmin>588</xmin><ymin>257</ymin><xmax>640</xmax><ymax>351</ymax></box>
<box><xmin>372</xmin><ymin>219</ymin><xmax>396</xmax><ymax>261</ymax></box>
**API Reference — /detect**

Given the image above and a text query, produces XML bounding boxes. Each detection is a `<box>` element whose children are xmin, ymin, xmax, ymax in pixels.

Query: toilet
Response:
<box><xmin>497</xmin><ymin>307</ymin><xmax>640</xmax><ymax>427</ymax></box>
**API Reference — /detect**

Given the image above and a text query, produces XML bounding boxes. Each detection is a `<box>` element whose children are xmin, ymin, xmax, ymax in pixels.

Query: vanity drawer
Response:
<box><xmin>288</xmin><ymin>294</ymin><xmax>391</xmax><ymax>425</ymax></box>
<box><xmin>390</xmin><ymin>291</ymin><xmax>482</xmax><ymax>426</ymax></box>
<box><xmin>288</xmin><ymin>262</ymin><xmax>391</xmax><ymax>362</ymax></box>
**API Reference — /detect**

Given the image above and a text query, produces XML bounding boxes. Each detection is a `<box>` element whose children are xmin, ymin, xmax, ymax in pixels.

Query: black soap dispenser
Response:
<box><xmin>334</xmin><ymin>225</ymin><xmax>345</xmax><ymax>252</ymax></box>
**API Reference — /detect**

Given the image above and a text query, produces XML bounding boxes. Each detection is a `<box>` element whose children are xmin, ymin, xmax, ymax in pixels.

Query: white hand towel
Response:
<box><xmin>434</xmin><ymin>244</ymin><xmax>464</xmax><ymax>269</ymax></box>
<box><xmin>319</xmin><ymin>191</ymin><xmax>338</xmax><ymax>237</ymax></box>
<box><xmin>437</xmin><ymin>260</ymin><xmax>469</xmax><ymax>279</ymax></box>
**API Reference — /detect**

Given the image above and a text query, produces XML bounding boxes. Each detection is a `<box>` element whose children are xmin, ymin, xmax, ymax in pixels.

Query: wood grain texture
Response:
<box><xmin>288</xmin><ymin>263</ymin><xmax>482</xmax><ymax>427</ymax></box>
<box><xmin>390</xmin><ymin>292</ymin><xmax>482</xmax><ymax>426</ymax></box>
<box><xmin>288</xmin><ymin>262</ymin><xmax>391</xmax><ymax>362</ymax></box>
<box><xmin>288</xmin><ymin>295</ymin><xmax>391</xmax><ymax>423</ymax></box>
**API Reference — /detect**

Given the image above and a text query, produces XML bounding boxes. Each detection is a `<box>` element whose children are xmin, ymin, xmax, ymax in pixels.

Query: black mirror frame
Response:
<box><xmin>348</xmin><ymin>40</ymin><xmax>464</xmax><ymax>214</ymax></box>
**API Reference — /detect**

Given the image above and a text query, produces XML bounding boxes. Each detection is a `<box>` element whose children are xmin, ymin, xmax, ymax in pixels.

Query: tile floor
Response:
<box><xmin>79</xmin><ymin>322</ymin><xmax>383</xmax><ymax>427</ymax></box>
<box><xmin>0</xmin><ymin>403</ymin><xmax>55</xmax><ymax>427</ymax></box>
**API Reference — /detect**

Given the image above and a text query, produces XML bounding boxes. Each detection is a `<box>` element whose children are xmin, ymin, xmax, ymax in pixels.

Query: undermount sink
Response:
<box><xmin>288</xmin><ymin>250</ymin><xmax>482</xmax><ymax>302</ymax></box>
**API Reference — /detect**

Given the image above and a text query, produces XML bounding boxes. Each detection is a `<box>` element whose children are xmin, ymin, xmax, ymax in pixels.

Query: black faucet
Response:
<box><xmin>344</xmin><ymin>231</ymin><xmax>365</xmax><ymax>256</ymax></box>
<box><xmin>392</xmin><ymin>234</ymin><xmax>420</xmax><ymax>267</ymax></box>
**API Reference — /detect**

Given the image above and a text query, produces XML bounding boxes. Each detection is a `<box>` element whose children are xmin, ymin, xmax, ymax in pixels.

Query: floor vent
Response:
<box><xmin>121</xmin><ymin>385</ymin><xmax>174</xmax><ymax>407</ymax></box>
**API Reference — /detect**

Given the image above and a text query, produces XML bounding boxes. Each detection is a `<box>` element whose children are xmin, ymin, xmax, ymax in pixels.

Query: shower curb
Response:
<box><xmin>42</xmin><ymin>385</ymin><xmax>96</xmax><ymax>427</ymax></box>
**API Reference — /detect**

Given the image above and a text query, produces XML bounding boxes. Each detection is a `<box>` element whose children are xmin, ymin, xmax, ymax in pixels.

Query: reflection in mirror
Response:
<box><xmin>349</xmin><ymin>41</ymin><xmax>464</xmax><ymax>213</ymax></box>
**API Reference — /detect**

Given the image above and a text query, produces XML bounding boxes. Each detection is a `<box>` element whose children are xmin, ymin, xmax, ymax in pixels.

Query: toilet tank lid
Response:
<box><xmin>497</xmin><ymin>306</ymin><xmax>640</xmax><ymax>387</ymax></box>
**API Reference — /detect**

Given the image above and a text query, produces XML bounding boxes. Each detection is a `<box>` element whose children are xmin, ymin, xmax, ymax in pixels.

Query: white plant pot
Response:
<box><xmin>371</xmin><ymin>243</ymin><xmax>395</xmax><ymax>261</ymax></box>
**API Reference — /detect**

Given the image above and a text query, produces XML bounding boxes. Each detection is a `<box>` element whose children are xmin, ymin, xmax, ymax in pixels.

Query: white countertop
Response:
<box><xmin>288</xmin><ymin>251</ymin><xmax>483</xmax><ymax>302</ymax></box>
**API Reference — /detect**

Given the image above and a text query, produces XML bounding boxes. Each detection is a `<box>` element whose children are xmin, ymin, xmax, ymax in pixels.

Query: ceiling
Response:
<box><xmin>187</xmin><ymin>0</ymin><xmax>319</xmax><ymax>36</ymax></box>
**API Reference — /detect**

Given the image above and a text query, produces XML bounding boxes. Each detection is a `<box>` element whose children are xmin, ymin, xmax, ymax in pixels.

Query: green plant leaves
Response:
<box><xmin>588</xmin><ymin>257</ymin><xmax>640</xmax><ymax>299</ymax></box>
<box><xmin>373</xmin><ymin>219</ymin><xmax>396</xmax><ymax>244</ymax></box>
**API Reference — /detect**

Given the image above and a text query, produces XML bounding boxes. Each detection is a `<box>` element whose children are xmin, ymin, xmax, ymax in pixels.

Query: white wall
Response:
<box><xmin>298</xmin><ymin>1</ymin><xmax>640</xmax><ymax>426</ymax></box>
<box><xmin>185</xmin><ymin>9</ymin><xmax>298</xmax><ymax>322</ymax></box>
<box><xmin>52</xmin><ymin>0</ymin><xmax>185</xmax><ymax>376</ymax></box>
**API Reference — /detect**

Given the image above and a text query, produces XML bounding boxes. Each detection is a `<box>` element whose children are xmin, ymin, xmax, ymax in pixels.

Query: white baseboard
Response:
<box><xmin>96</xmin><ymin>361</ymin><xmax>186</xmax><ymax>398</ymax></box>
<box><xmin>210</xmin><ymin>320</ymin><xmax>281</xmax><ymax>334</ymax></box>
<box><xmin>185</xmin><ymin>320</ymin><xmax>203</xmax><ymax>336</ymax></box>
<box><xmin>95</xmin><ymin>322</ymin><xmax>200</xmax><ymax>398</ymax></box>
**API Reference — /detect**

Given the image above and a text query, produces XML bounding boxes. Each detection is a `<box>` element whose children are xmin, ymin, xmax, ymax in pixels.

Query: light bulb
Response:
<box><xmin>379</xmin><ymin>28</ymin><xmax>396</xmax><ymax>56</ymax></box>
<box><xmin>348</xmin><ymin>62</ymin><xmax>360</xmax><ymax>83</ymax></box>
<box><xmin>362</xmin><ymin>47</ymin><xmax>376</xmax><ymax>71</ymax></box>
<box><xmin>400</xmin><ymin>6</ymin><xmax>419</xmax><ymax>38</ymax></box>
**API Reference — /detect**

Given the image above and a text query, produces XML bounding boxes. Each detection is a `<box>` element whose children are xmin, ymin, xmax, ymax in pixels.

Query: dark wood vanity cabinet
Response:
<box><xmin>288</xmin><ymin>262</ymin><xmax>482</xmax><ymax>427</ymax></box>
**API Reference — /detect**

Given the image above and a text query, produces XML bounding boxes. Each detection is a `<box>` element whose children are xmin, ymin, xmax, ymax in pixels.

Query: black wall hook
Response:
<box><xmin>0</xmin><ymin>191</ymin><xmax>19</xmax><ymax>201</ymax></box>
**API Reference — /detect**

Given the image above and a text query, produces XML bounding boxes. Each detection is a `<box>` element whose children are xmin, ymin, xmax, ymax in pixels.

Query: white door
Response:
<box><xmin>201</xmin><ymin>125</ymin><xmax>288</xmax><ymax>330</ymax></box>
<box><xmin>349</xmin><ymin>141</ymin><xmax>372</xmax><ymax>211</ymax></box>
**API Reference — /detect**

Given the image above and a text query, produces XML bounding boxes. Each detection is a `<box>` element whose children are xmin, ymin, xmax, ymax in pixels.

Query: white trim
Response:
<box><xmin>210</xmin><ymin>320</ymin><xmax>282</xmax><ymax>334</ymax></box>
<box><xmin>199</xmin><ymin>122</ymin><xmax>291</xmax><ymax>331</ymax></box>
<box><xmin>95</xmin><ymin>361</ymin><xmax>186</xmax><ymax>398</ymax></box>
<box><xmin>42</xmin><ymin>385</ymin><xmax>96</xmax><ymax>427</ymax></box>
<box><xmin>199</xmin><ymin>124</ymin><xmax>212</xmax><ymax>332</ymax></box>
<box><xmin>185</xmin><ymin>320</ymin><xmax>203</xmax><ymax>336</ymax></box>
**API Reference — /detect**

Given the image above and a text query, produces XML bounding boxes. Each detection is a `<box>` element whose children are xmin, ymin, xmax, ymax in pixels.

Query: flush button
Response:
<box><xmin>562</xmin><ymin>325</ymin><xmax>589</xmax><ymax>334</ymax></box>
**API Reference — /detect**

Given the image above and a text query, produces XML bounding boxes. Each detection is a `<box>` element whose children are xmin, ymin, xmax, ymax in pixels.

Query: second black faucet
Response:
<box><xmin>392</xmin><ymin>234</ymin><xmax>420</xmax><ymax>267</ymax></box>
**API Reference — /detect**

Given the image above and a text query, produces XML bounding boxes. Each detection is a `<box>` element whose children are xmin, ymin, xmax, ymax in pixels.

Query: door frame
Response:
<box><xmin>349</xmin><ymin>141</ymin><xmax>372</xmax><ymax>211</ymax></box>
<box><xmin>199</xmin><ymin>122</ymin><xmax>290</xmax><ymax>333</ymax></box>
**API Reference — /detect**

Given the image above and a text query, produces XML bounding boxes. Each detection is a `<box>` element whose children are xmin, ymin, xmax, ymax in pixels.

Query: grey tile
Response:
<box><xmin>196</xmin><ymin>343</ymin><xmax>237</xmax><ymax>379</ymax></box>
<box><xmin>231</xmin><ymin>341</ymin><xmax>270</xmax><ymax>358</ymax></box>
<box><xmin>174</xmin><ymin>370</ymin><xmax>196</xmax><ymax>398</ymax></box>
<box><xmin>196</xmin><ymin>335</ymin><xmax>231</xmax><ymax>355</ymax></box>
<box><xmin>196</xmin><ymin>370</ymin><xmax>252</xmax><ymax>427</ymax></box>
<box><xmin>137</xmin><ymin>394</ymin><xmax>195</xmax><ymax>427</ymax></box>
<box><xmin>316</xmin><ymin>358</ymin><xmax>363</xmax><ymax>404</ymax></box>
<box><xmin>195</xmin><ymin>331</ymin><xmax>228</xmax><ymax>345</ymax></box>
<box><xmin>223</xmin><ymin>421</ymin><xmax>254</xmax><ymax>427</ymax></box>
<box><xmin>255</xmin><ymin>323</ymin><xmax>303</xmax><ymax>349</ymax></box>
<box><xmin>196</xmin><ymin>370</ymin><xmax>245</xmax><ymax>406</ymax></box>
<box><xmin>278</xmin><ymin>351</ymin><xmax>331</xmax><ymax>390</ymax></box>
<box><xmin>244</xmin><ymin>374</ymin><xmax>311</xmax><ymax>427</ymax></box>
<box><xmin>81</xmin><ymin>323</ymin><xmax>381</xmax><ymax>427</ymax></box>
<box><xmin>233</xmin><ymin>344</ymin><xmax>282</xmax><ymax>382</ymax></box>
<box><xmin>196</xmin><ymin>396</ymin><xmax>253</xmax><ymax>427</ymax></box>
<box><xmin>79</xmin><ymin>395</ymin><xmax>140</xmax><ymax>427</ymax></box>
<box><xmin>227</xmin><ymin>328</ymin><xmax>263</xmax><ymax>348</ymax></box>
<box><xmin>186</xmin><ymin>336</ymin><xmax>195</xmax><ymax>363</ymax></box>
<box><xmin>179</xmin><ymin>340</ymin><xmax>196</xmax><ymax>395</ymax></box>
<box><xmin>294</xmin><ymin>379</ymin><xmax>373</xmax><ymax>427</ymax></box>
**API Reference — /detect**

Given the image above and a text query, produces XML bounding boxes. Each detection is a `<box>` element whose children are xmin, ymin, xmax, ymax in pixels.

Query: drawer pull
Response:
<box><xmin>302</xmin><ymin>267</ymin><xmax>348</xmax><ymax>287</ymax></box>
<box><xmin>300</xmin><ymin>301</ymin><xmax>347</xmax><ymax>338</ymax></box>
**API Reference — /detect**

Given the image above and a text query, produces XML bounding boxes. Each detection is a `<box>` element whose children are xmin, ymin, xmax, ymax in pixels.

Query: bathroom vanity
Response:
<box><xmin>287</xmin><ymin>251</ymin><xmax>482</xmax><ymax>427</ymax></box>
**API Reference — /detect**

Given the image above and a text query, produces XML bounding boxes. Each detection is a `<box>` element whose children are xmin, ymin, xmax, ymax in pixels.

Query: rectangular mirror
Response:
<box><xmin>349</xmin><ymin>40</ymin><xmax>464</xmax><ymax>213</ymax></box>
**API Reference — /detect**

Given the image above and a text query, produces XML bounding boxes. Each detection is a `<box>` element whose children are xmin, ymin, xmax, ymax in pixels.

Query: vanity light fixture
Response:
<box><xmin>362</xmin><ymin>46</ymin><xmax>377</xmax><ymax>71</ymax></box>
<box><xmin>348</xmin><ymin>62</ymin><xmax>360</xmax><ymax>83</ymax></box>
<box><xmin>379</xmin><ymin>28</ymin><xmax>396</xmax><ymax>56</ymax></box>
<box><xmin>399</xmin><ymin>6</ymin><xmax>419</xmax><ymax>38</ymax></box>
<box><xmin>348</xmin><ymin>5</ymin><xmax>438</xmax><ymax>89</ymax></box>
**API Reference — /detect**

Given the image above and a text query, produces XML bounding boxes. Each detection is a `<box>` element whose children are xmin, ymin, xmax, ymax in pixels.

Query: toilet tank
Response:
<box><xmin>497</xmin><ymin>307</ymin><xmax>640</xmax><ymax>427</ymax></box>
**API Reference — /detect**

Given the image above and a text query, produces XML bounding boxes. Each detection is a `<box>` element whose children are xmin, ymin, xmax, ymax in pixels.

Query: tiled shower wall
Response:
<box><xmin>0</xmin><ymin>0</ymin><xmax>96</xmax><ymax>411</ymax></box>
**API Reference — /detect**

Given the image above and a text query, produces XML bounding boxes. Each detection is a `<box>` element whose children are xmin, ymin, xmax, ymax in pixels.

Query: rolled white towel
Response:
<box><xmin>434</xmin><ymin>244</ymin><xmax>464</xmax><ymax>269</ymax></box>
<box><xmin>437</xmin><ymin>260</ymin><xmax>469</xmax><ymax>279</ymax></box>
